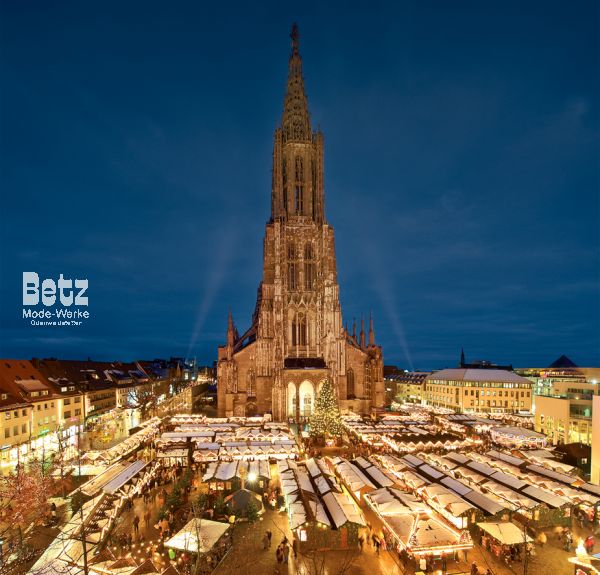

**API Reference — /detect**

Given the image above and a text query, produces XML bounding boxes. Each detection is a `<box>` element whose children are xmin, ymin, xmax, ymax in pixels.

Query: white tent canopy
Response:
<box><xmin>477</xmin><ymin>521</ymin><xmax>533</xmax><ymax>545</ymax></box>
<box><xmin>165</xmin><ymin>518</ymin><xmax>230</xmax><ymax>554</ymax></box>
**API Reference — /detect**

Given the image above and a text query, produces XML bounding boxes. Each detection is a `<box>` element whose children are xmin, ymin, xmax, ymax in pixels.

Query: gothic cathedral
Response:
<box><xmin>217</xmin><ymin>25</ymin><xmax>385</xmax><ymax>421</ymax></box>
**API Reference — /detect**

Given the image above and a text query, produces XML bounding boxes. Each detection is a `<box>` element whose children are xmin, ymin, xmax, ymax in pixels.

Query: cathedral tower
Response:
<box><xmin>217</xmin><ymin>25</ymin><xmax>385</xmax><ymax>420</ymax></box>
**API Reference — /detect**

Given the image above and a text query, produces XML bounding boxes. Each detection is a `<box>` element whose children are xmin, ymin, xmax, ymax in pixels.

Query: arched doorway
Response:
<box><xmin>246</xmin><ymin>402</ymin><xmax>257</xmax><ymax>417</ymax></box>
<box><xmin>299</xmin><ymin>381</ymin><xmax>315</xmax><ymax>417</ymax></box>
<box><xmin>287</xmin><ymin>382</ymin><xmax>296</xmax><ymax>418</ymax></box>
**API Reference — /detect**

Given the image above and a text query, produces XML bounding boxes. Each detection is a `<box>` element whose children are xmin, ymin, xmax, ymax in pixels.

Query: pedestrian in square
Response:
<box><xmin>133</xmin><ymin>515</ymin><xmax>140</xmax><ymax>535</ymax></box>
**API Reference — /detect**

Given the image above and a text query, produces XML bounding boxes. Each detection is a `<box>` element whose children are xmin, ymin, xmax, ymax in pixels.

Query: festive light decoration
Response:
<box><xmin>309</xmin><ymin>379</ymin><xmax>344</xmax><ymax>438</ymax></box>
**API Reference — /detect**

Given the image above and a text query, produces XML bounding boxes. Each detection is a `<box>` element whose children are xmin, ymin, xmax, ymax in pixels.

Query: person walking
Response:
<box><xmin>144</xmin><ymin>510</ymin><xmax>151</xmax><ymax>529</ymax></box>
<box><xmin>262</xmin><ymin>532</ymin><xmax>269</xmax><ymax>550</ymax></box>
<box><xmin>292</xmin><ymin>538</ymin><xmax>298</xmax><ymax>558</ymax></box>
<box><xmin>267</xmin><ymin>530</ymin><xmax>272</xmax><ymax>548</ymax></box>
<box><xmin>276</xmin><ymin>544</ymin><xmax>283</xmax><ymax>564</ymax></box>
<box><xmin>282</xmin><ymin>542</ymin><xmax>290</xmax><ymax>564</ymax></box>
<box><xmin>133</xmin><ymin>515</ymin><xmax>140</xmax><ymax>535</ymax></box>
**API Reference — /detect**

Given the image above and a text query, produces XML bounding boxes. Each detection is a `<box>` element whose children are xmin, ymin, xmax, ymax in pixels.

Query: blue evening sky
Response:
<box><xmin>1</xmin><ymin>1</ymin><xmax>598</xmax><ymax>369</ymax></box>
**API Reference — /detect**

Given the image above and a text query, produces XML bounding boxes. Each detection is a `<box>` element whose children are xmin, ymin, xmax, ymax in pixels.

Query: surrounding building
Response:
<box><xmin>388</xmin><ymin>371</ymin><xmax>429</xmax><ymax>404</ymax></box>
<box><xmin>591</xmin><ymin>395</ymin><xmax>600</xmax><ymax>484</ymax></box>
<box><xmin>0</xmin><ymin>359</ymin><xmax>78</xmax><ymax>463</ymax></box>
<box><xmin>217</xmin><ymin>25</ymin><xmax>385</xmax><ymax>421</ymax></box>
<box><xmin>517</xmin><ymin>355</ymin><xmax>600</xmax><ymax>447</ymax></box>
<box><xmin>423</xmin><ymin>368</ymin><xmax>534</xmax><ymax>414</ymax></box>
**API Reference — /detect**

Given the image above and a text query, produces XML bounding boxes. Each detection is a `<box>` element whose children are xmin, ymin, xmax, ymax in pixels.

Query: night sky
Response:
<box><xmin>1</xmin><ymin>1</ymin><xmax>598</xmax><ymax>370</ymax></box>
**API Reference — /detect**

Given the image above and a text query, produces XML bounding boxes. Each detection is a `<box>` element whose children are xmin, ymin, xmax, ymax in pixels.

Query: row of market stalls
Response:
<box><xmin>364</xmin><ymin>487</ymin><xmax>473</xmax><ymax>559</ymax></box>
<box><xmin>276</xmin><ymin>458</ymin><xmax>366</xmax><ymax>551</ymax></box>
<box><xmin>342</xmin><ymin>414</ymin><xmax>481</xmax><ymax>454</ymax></box>
<box><xmin>324</xmin><ymin>452</ymin><xmax>546</xmax><ymax>567</ymax></box>
<box><xmin>29</xmin><ymin>460</ymin><xmax>162</xmax><ymax>575</ymax></box>
<box><xmin>202</xmin><ymin>459</ymin><xmax>272</xmax><ymax>492</ymax></box>
<box><xmin>81</xmin><ymin>418</ymin><xmax>161</xmax><ymax>467</ymax></box>
<box><xmin>435</xmin><ymin>414</ymin><xmax>546</xmax><ymax>448</ymax></box>
<box><xmin>322</xmin><ymin>455</ymin><xmax>474</xmax><ymax>569</ymax></box>
<box><xmin>156</xmin><ymin>419</ymin><xmax>299</xmax><ymax>464</ymax></box>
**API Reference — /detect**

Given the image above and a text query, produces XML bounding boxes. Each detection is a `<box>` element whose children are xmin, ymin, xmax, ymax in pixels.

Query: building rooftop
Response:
<box><xmin>427</xmin><ymin>368</ymin><xmax>532</xmax><ymax>384</ymax></box>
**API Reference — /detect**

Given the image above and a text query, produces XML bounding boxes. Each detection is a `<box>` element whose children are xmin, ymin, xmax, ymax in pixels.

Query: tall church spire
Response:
<box><xmin>360</xmin><ymin>316</ymin><xmax>366</xmax><ymax>348</ymax></box>
<box><xmin>369</xmin><ymin>312</ymin><xmax>375</xmax><ymax>346</ymax></box>
<box><xmin>282</xmin><ymin>23</ymin><xmax>311</xmax><ymax>142</ymax></box>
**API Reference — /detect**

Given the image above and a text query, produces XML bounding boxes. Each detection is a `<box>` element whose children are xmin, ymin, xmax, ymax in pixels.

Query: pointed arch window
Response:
<box><xmin>288</xmin><ymin>241</ymin><xmax>298</xmax><ymax>290</ymax></box>
<box><xmin>304</xmin><ymin>243</ymin><xmax>316</xmax><ymax>290</ymax></box>
<box><xmin>295</xmin><ymin>156</ymin><xmax>304</xmax><ymax>182</ymax></box>
<box><xmin>347</xmin><ymin>368</ymin><xmax>355</xmax><ymax>398</ymax></box>
<box><xmin>294</xmin><ymin>186</ymin><xmax>304</xmax><ymax>214</ymax></box>
<box><xmin>291</xmin><ymin>312</ymin><xmax>307</xmax><ymax>347</ymax></box>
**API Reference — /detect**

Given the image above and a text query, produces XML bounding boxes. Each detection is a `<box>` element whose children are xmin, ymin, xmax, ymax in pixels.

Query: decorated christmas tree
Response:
<box><xmin>309</xmin><ymin>379</ymin><xmax>344</xmax><ymax>438</ymax></box>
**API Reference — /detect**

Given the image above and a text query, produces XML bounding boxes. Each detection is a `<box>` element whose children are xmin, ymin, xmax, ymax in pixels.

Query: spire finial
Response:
<box><xmin>291</xmin><ymin>23</ymin><xmax>300</xmax><ymax>54</ymax></box>
<box><xmin>360</xmin><ymin>316</ymin><xmax>366</xmax><ymax>348</ymax></box>
<box><xmin>282</xmin><ymin>24</ymin><xmax>311</xmax><ymax>142</ymax></box>
<box><xmin>369</xmin><ymin>312</ymin><xmax>375</xmax><ymax>346</ymax></box>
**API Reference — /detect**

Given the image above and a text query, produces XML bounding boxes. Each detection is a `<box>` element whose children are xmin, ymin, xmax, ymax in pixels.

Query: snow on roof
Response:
<box><xmin>335</xmin><ymin>459</ymin><xmax>375</xmax><ymax>491</ymax></box>
<box><xmin>165</xmin><ymin>518</ymin><xmax>230</xmax><ymax>554</ymax></box>
<box><xmin>490</xmin><ymin>470</ymin><xmax>527</xmax><ymax>490</ymax></box>
<box><xmin>522</xmin><ymin>485</ymin><xmax>570</xmax><ymax>508</ymax></box>
<box><xmin>477</xmin><ymin>521</ymin><xmax>533</xmax><ymax>545</ymax></box>
<box><xmin>525</xmin><ymin>464</ymin><xmax>577</xmax><ymax>485</ymax></box>
<box><xmin>296</xmin><ymin>468</ymin><xmax>315</xmax><ymax>493</ymax></box>
<box><xmin>215</xmin><ymin>461</ymin><xmax>238</xmax><ymax>481</ymax></box>
<box><xmin>102</xmin><ymin>460</ymin><xmax>147</xmax><ymax>495</ymax></box>
<box><xmin>427</xmin><ymin>368</ymin><xmax>533</xmax><ymax>384</ymax></box>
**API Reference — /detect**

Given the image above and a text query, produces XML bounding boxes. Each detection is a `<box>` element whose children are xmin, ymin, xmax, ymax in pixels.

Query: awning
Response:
<box><xmin>477</xmin><ymin>521</ymin><xmax>533</xmax><ymax>545</ymax></box>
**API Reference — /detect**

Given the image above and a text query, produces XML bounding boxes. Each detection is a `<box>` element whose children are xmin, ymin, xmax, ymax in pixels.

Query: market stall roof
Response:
<box><xmin>80</xmin><ymin>462</ymin><xmax>129</xmax><ymax>497</ymax></box>
<box><xmin>332</xmin><ymin>458</ymin><xmax>375</xmax><ymax>492</ymax></box>
<box><xmin>525</xmin><ymin>464</ymin><xmax>577</xmax><ymax>485</ymax></box>
<box><xmin>441</xmin><ymin>476</ymin><xmax>472</xmax><ymax>497</ymax></box>
<box><xmin>464</xmin><ymin>490</ymin><xmax>507</xmax><ymax>516</ymax></box>
<box><xmin>477</xmin><ymin>522</ymin><xmax>533</xmax><ymax>545</ymax></box>
<box><xmin>522</xmin><ymin>485</ymin><xmax>570</xmax><ymax>508</ymax></box>
<box><xmin>102</xmin><ymin>460</ymin><xmax>147</xmax><ymax>495</ymax></box>
<box><xmin>164</xmin><ymin>518</ymin><xmax>230</xmax><ymax>554</ymax></box>
<box><xmin>490</xmin><ymin>470</ymin><xmax>527</xmax><ymax>490</ymax></box>
<box><xmin>487</xmin><ymin>450</ymin><xmax>525</xmax><ymax>467</ymax></box>
<box><xmin>322</xmin><ymin>491</ymin><xmax>365</xmax><ymax>528</ymax></box>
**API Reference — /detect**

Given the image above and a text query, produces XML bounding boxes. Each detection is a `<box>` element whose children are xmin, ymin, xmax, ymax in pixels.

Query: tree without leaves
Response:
<box><xmin>124</xmin><ymin>384</ymin><xmax>162</xmax><ymax>421</ymax></box>
<box><xmin>0</xmin><ymin>458</ymin><xmax>59</xmax><ymax>551</ymax></box>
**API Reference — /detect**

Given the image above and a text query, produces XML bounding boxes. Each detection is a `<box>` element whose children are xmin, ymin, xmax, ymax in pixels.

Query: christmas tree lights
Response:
<box><xmin>309</xmin><ymin>379</ymin><xmax>344</xmax><ymax>438</ymax></box>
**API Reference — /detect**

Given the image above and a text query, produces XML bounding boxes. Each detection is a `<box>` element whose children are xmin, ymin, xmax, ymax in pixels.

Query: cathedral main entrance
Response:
<box><xmin>286</xmin><ymin>376</ymin><xmax>325</xmax><ymax>422</ymax></box>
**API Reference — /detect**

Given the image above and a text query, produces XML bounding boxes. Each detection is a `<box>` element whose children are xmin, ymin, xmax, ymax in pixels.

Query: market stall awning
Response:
<box><xmin>477</xmin><ymin>521</ymin><xmax>533</xmax><ymax>545</ymax></box>
<box><xmin>164</xmin><ymin>518</ymin><xmax>230</xmax><ymax>554</ymax></box>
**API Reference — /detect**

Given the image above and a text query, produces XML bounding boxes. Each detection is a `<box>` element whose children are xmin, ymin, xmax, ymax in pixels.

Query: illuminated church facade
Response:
<box><xmin>217</xmin><ymin>25</ymin><xmax>385</xmax><ymax>421</ymax></box>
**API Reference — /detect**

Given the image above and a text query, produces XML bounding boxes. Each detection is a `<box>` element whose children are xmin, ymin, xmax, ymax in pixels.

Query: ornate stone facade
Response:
<box><xmin>217</xmin><ymin>25</ymin><xmax>385</xmax><ymax>421</ymax></box>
